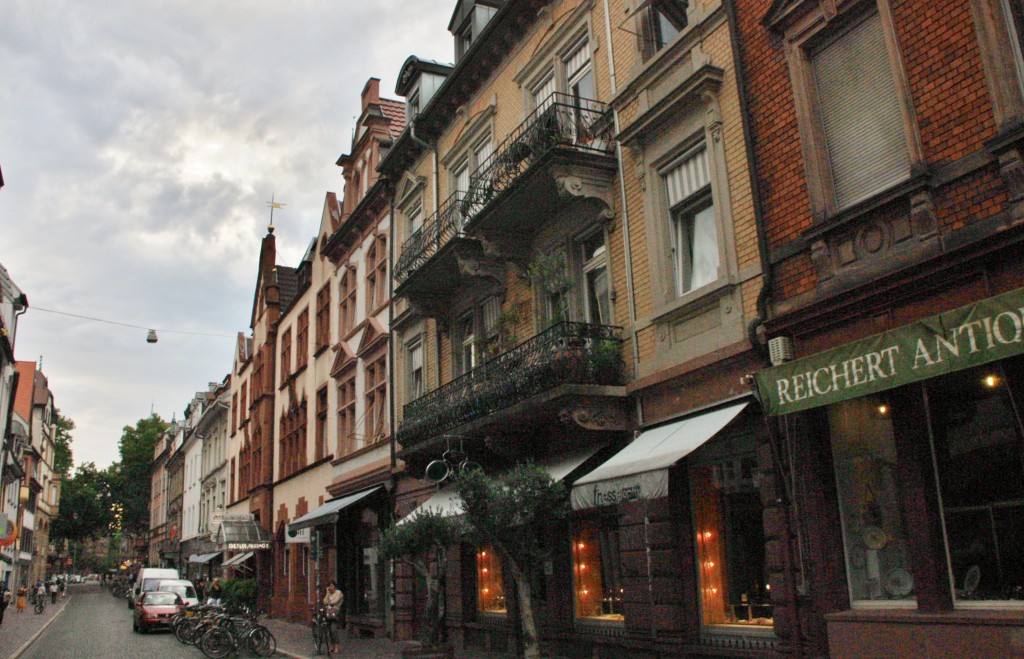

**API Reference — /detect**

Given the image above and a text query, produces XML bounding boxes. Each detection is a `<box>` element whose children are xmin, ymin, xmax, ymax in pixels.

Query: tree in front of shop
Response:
<box><xmin>454</xmin><ymin>464</ymin><xmax>569</xmax><ymax>659</ymax></box>
<box><xmin>380</xmin><ymin>508</ymin><xmax>464</xmax><ymax>649</ymax></box>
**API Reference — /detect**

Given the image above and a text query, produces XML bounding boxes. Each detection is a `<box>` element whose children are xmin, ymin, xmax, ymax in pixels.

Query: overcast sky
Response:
<box><xmin>1</xmin><ymin>0</ymin><xmax>453</xmax><ymax>470</ymax></box>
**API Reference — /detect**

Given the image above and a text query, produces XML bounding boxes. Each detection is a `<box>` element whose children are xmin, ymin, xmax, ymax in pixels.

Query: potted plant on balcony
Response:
<box><xmin>589</xmin><ymin>339</ymin><xmax>625</xmax><ymax>385</ymax></box>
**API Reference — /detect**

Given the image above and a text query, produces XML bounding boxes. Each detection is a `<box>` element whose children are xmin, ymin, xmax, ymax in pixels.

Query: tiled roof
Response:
<box><xmin>276</xmin><ymin>266</ymin><xmax>299</xmax><ymax>310</ymax></box>
<box><xmin>379</xmin><ymin>98</ymin><xmax>406</xmax><ymax>139</ymax></box>
<box><xmin>32</xmin><ymin>370</ymin><xmax>49</xmax><ymax>406</ymax></box>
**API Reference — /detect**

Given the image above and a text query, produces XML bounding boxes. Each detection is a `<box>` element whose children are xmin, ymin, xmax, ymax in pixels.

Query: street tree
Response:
<box><xmin>379</xmin><ymin>509</ymin><xmax>464</xmax><ymax>648</ymax></box>
<box><xmin>108</xmin><ymin>414</ymin><xmax>167</xmax><ymax>538</ymax></box>
<box><xmin>453</xmin><ymin>464</ymin><xmax>570</xmax><ymax>659</ymax></box>
<box><xmin>52</xmin><ymin>462</ymin><xmax>113</xmax><ymax>544</ymax></box>
<box><xmin>52</xmin><ymin>410</ymin><xmax>75</xmax><ymax>478</ymax></box>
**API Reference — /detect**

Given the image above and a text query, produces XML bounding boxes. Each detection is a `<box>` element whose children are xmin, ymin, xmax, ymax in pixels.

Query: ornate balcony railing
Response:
<box><xmin>398</xmin><ymin>321</ymin><xmax>624</xmax><ymax>448</ymax></box>
<box><xmin>395</xmin><ymin>93</ymin><xmax>613</xmax><ymax>284</ymax></box>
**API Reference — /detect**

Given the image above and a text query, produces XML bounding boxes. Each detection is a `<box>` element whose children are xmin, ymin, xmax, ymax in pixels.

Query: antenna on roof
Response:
<box><xmin>266</xmin><ymin>194</ymin><xmax>286</xmax><ymax>233</ymax></box>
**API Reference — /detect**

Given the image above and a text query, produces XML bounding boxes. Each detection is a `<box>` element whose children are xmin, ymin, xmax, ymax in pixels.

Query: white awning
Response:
<box><xmin>571</xmin><ymin>402</ymin><xmax>748</xmax><ymax>510</ymax></box>
<box><xmin>398</xmin><ymin>444</ymin><xmax>604</xmax><ymax>525</ymax></box>
<box><xmin>188</xmin><ymin>552</ymin><xmax>222</xmax><ymax>564</ymax></box>
<box><xmin>221</xmin><ymin>551</ymin><xmax>254</xmax><ymax>567</ymax></box>
<box><xmin>288</xmin><ymin>486</ymin><xmax>383</xmax><ymax>532</ymax></box>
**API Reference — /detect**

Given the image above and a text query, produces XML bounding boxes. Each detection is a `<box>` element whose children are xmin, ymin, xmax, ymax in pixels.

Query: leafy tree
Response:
<box><xmin>453</xmin><ymin>464</ymin><xmax>570</xmax><ymax>659</ymax></box>
<box><xmin>379</xmin><ymin>509</ymin><xmax>465</xmax><ymax>648</ymax></box>
<box><xmin>52</xmin><ymin>410</ymin><xmax>75</xmax><ymax>478</ymax></box>
<box><xmin>52</xmin><ymin>462</ymin><xmax>113</xmax><ymax>542</ymax></box>
<box><xmin>109</xmin><ymin>414</ymin><xmax>167</xmax><ymax>538</ymax></box>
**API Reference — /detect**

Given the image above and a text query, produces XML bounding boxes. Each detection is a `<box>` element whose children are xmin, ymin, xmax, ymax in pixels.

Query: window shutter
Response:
<box><xmin>533</xmin><ymin>73</ymin><xmax>556</xmax><ymax>111</ymax></box>
<box><xmin>482</xmin><ymin>297</ymin><xmax>502</xmax><ymax>338</ymax></box>
<box><xmin>813</xmin><ymin>13</ymin><xmax>911</xmax><ymax>209</ymax></box>
<box><xmin>565</xmin><ymin>39</ymin><xmax>590</xmax><ymax>81</ymax></box>
<box><xmin>665</xmin><ymin>147</ymin><xmax>710</xmax><ymax>207</ymax></box>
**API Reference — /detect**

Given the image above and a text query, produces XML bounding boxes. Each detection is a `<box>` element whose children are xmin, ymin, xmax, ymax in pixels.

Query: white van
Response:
<box><xmin>154</xmin><ymin>579</ymin><xmax>199</xmax><ymax>607</ymax></box>
<box><xmin>130</xmin><ymin>567</ymin><xmax>179</xmax><ymax>608</ymax></box>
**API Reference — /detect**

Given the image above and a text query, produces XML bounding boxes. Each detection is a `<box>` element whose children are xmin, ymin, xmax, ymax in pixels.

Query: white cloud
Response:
<box><xmin>0</xmin><ymin>0</ymin><xmax>454</xmax><ymax>467</ymax></box>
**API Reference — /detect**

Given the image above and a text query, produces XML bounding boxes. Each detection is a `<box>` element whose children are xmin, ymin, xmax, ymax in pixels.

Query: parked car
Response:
<box><xmin>130</xmin><ymin>567</ymin><xmax>179</xmax><ymax>609</ymax></box>
<box><xmin>154</xmin><ymin>579</ymin><xmax>199</xmax><ymax>607</ymax></box>
<box><xmin>132</xmin><ymin>591</ymin><xmax>184</xmax><ymax>633</ymax></box>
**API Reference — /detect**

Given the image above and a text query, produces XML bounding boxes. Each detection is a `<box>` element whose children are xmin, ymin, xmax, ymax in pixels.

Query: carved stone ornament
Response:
<box><xmin>553</xmin><ymin>168</ymin><xmax>614</xmax><ymax>220</ymax></box>
<box><xmin>559</xmin><ymin>403</ymin><xmax>629</xmax><ymax>431</ymax></box>
<box><xmin>909</xmin><ymin>189</ymin><xmax>938</xmax><ymax>237</ymax></box>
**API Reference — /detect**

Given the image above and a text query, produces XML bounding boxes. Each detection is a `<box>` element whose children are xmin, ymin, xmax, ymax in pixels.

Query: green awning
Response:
<box><xmin>756</xmin><ymin>286</ymin><xmax>1024</xmax><ymax>416</ymax></box>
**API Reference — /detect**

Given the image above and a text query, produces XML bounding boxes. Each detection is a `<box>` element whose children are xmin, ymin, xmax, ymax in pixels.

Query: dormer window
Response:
<box><xmin>408</xmin><ymin>90</ymin><xmax>420</xmax><ymax>119</ymax></box>
<box><xmin>450</xmin><ymin>0</ymin><xmax>502</xmax><ymax>63</ymax></box>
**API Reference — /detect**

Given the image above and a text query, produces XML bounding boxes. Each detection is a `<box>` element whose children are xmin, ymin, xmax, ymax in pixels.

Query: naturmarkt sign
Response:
<box><xmin>756</xmin><ymin>287</ymin><xmax>1024</xmax><ymax>416</ymax></box>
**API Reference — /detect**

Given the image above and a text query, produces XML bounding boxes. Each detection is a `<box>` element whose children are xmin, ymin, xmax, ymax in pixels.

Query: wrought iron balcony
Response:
<box><xmin>394</xmin><ymin>93</ymin><xmax>613</xmax><ymax>285</ymax></box>
<box><xmin>397</xmin><ymin>321</ymin><xmax>624</xmax><ymax>448</ymax></box>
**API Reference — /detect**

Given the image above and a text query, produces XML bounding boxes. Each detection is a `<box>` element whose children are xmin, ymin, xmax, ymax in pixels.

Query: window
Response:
<box><xmin>296</xmin><ymin>308</ymin><xmax>309</xmax><ymax>369</ymax></box>
<box><xmin>316</xmin><ymin>284</ymin><xmax>331</xmax><ymax>351</ymax></box>
<box><xmin>366</xmin><ymin>235</ymin><xmax>387</xmax><ymax>314</ymax></box>
<box><xmin>580</xmin><ymin>232</ymin><xmax>611</xmax><ymax>325</ymax></box>
<box><xmin>810</xmin><ymin>12</ymin><xmax>911</xmax><ymax>210</ymax></box>
<box><xmin>829</xmin><ymin>397</ymin><xmax>916</xmax><ymax>604</ymax></box>
<box><xmin>407</xmin><ymin>203</ymin><xmax>424</xmax><ymax>241</ymax></box>
<box><xmin>280</xmin><ymin>328</ymin><xmax>292</xmax><ymax>381</ymax></box>
<box><xmin>339</xmin><ymin>267</ymin><xmax>357</xmax><ymax>336</ymax></box>
<box><xmin>664</xmin><ymin>145</ymin><xmax>718</xmax><ymax>296</ymax></box>
<box><xmin>690</xmin><ymin>432</ymin><xmax>771</xmax><ymax>626</ymax></box>
<box><xmin>337</xmin><ymin>371</ymin><xmax>356</xmax><ymax>456</ymax></box>
<box><xmin>565</xmin><ymin>39</ymin><xmax>598</xmax><ymax>144</ymax></box>
<box><xmin>532</xmin><ymin>71</ymin><xmax>556</xmax><ymax>113</ymax></box>
<box><xmin>315</xmin><ymin>386</ymin><xmax>328</xmax><ymax>461</ymax></box>
<box><xmin>365</xmin><ymin>352</ymin><xmax>388</xmax><ymax>443</ymax></box>
<box><xmin>639</xmin><ymin>0</ymin><xmax>686</xmax><ymax>60</ymax></box>
<box><xmin>1002</xmin><ymin>0</ymin><xmax>1024</xmax><ymax>89</ymax></box>
<box><xmin>455</xmin><ymin>313</ymin><xmax>477</xmax><ymax>376</ymax></box>
<box><xmin>572</xmin><ymin>517</ymin><xmax>623</xmax><ymax>621</ymax></box>
<box><xmin>407</xmin><ymin>339</ymin><xmax>424</xmax><ymax>401</ymax></box>
<box><xmin>477</xmin><ymin>546</ymin><xmax>506</xmax><ymax>613</ymax></box>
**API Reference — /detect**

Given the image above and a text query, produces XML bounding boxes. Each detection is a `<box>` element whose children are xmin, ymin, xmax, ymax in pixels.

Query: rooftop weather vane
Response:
<box><xmin>267</xmin><ymin>193</ymin><xmax>286</xmax><ymax>233</ymax></box>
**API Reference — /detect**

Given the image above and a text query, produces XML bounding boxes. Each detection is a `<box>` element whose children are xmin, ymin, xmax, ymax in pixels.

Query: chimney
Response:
<box><xmin>361</xmin><ymin>78</ymin><xmax>381</xmax><ymax>111</ymax></box>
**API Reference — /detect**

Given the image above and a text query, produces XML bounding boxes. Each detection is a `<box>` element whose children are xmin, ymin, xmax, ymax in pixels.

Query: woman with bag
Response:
<box><xmin>322</xmin><ymin>580</ymin><xmax>343</xmax><ymax>655</ymax></box>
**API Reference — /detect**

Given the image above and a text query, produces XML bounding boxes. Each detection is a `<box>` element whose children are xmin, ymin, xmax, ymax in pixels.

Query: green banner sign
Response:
<box><xmin>756</xmin><ymin>286</ymin><xmax>1024</xmax><ymax>415</ymax></box>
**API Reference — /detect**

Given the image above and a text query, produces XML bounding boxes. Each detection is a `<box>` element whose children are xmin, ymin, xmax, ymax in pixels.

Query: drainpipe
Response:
<box><xmin>408</xmin><ymin>116</ymin><xmax>443</xmax><ymax>390</ymax></box>
<box><xmin>601</xmin><ymin>0</ymin><xmax>641</xmax><ymax>423</ymax></box>
<box><xmin>723</xmin><ymin>0</ymin><xmax>772</xmax><ymax>360</ymax></box>
<box><xmin>388</xmin><ymin>180</ymin><xmax>397</xmax><ymax>475</ymax></box>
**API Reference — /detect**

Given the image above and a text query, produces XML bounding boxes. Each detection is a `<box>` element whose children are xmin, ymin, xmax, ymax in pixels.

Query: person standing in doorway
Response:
<box><xmin>323</xmin><ymin>581</ymin><xmax>344</xmax><ymax>655</ymax></box>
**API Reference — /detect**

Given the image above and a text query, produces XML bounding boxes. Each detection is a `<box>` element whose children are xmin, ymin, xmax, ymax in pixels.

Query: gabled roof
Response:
<box><xmin>330</xmin><ymin>342</ymin><xmax>357</xmax><ymax>378</ymax></box>
<box><xmin>276</xmin><ymin>266</ymin><xmax>300</xmax><ymax>312</ymax></box>
<box><xmin>380</xmin><ymin>99</ymin><xmax>407</xmax><ymax>138</ymax></box>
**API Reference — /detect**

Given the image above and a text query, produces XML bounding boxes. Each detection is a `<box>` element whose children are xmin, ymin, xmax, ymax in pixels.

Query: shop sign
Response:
<box><xmin>756</xmin><ymin>286</ymin><xmax>1024</xmax><ymax>415</ymax></box>
<box><xmin>226</xmin><ymin>541</ymin><xmax>271</xmax><ymax>551</ymax></box>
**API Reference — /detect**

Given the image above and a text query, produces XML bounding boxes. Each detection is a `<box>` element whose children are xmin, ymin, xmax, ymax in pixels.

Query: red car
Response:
<box><xmin>132</xmin><ymin>590</ymin><xmax>184</xmax><ymax>633</ymax></box>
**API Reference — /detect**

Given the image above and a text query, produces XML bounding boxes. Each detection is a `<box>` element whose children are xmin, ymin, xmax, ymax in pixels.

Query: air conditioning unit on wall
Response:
<box><xmin>768</xmin><ymin>336</ymin><xmax>795</xmax><ymax>367</ymax></box>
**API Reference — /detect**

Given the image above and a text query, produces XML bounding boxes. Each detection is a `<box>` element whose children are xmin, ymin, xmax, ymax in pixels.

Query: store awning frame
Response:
<box><xmin>188</xmin><ymin>551</ymin><xmax>222</xmax><ymax>564</ymax></box>
<box><xmin>217</xmin><ymin>519</ymin><xmax>273</xmax><ymax>551</ymax></box>
<box><xmin>288</xmin><ymin>486</ymin><xmax>383</xmax><ymax>533</ymax></box>
<box><xmin>399</xmin><ymin>444</ymin><xmax>606</xmax><ymax>525</ymax></box>
<box><xmin>571</xmin><ymin>402</ymin><xmax>748</xmax><ymax>510</ymax></box>
<box><xmin>754</xmin><ymin>285</ymin><xmax>1024</xmax><ymax>416</ymax></box>
<box><xmin>221</xmin><ymin>551</ymin><xmax>253</xmax><ymax>567</ymax></box>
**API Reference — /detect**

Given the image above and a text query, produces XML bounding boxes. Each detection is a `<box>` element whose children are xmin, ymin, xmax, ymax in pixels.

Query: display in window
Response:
<box><xmin>572</xmin><ymin>518</ymin><xmax>624</xmax><ymax>620</ymax></box>
<box><xmin>691</xmin><ymin>453</ymin><xmax>772</xmax><ymax>625</ymax></box>
<box><xmin>829</xmin><ymin>397</ymin><xmax>915</xmax><ymax>603</ymax></box>
<box><xmin>476</xmin><ymin>546</ymin><xmax>506</xmax><ymax>613</ymax></box>
<box><xmin>927</xmin><ymin>363</ymin><xmax>1024</xmax><ymax>601</ymax></box>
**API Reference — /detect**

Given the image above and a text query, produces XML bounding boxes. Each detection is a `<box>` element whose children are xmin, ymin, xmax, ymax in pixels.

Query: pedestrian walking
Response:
<box><xmin>35</xmin><ymin>582</ymin><xmax>45</xmax><ymax>605</ymax></box>
<box><xmin>0</xmin><ymin>583</ymin><xmax>11</xmax><ymax>625</ymax></box>
<box><xmin>59</xmin><ymin>579</ymin><xmax>66</xmax><ymax>599</ymax></box>
<box><xmin>16</xmin><ymin>584</ymin><xmax>26</xmax><ymax>613</ymax></box>
<box><xmin>48</xmin><ymin>581</ymin><xmax>58</xmax><ymax>604</ymax></box>
<box><xmin>323</xmin><ymin>580</ymin><xmax>344</xmax><ymax>654</ymax></box>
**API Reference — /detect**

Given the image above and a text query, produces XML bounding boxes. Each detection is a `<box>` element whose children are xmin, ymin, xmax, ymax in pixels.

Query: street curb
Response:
<box><xmin>274</xmin><ymin>647</ymin><xmax>309</xmax><ymax>659</ymax></box>
<box><xmin>8</xmin><ymin>596</ymin><xmax>72</xmax><ymax>659</ymax></box>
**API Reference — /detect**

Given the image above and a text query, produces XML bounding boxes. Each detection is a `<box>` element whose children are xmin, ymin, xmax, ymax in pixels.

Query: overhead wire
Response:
<box><xmin>28</xmin><ymin>306</ymin><xmax>236</xmax><ymax>338</ymax></box>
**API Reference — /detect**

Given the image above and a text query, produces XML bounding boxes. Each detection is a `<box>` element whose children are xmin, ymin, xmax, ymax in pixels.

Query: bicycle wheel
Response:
<box><xmin>312</xmin><ymin>621</ymin><xmax>324</xmax><ymax>655</ymax></box>
<box><xmin>247</xmin><ymin>625</ymin><xmax>277</xmax><ymax>657</ymax></box>
<box><xmin>199</xmin><ymin>627</ymin><xmax>234</xmax><ymax>659</ymax></box>
<box><xmin>175</xmin><ymin>619</ymin><xmax>196</xmax><ymax>644</ymax></box>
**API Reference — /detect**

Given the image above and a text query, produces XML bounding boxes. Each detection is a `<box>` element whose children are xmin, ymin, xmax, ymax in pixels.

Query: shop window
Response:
<box><xmin>829</xmin><ymin>397</ymin><xmax>916</xmax><ymax>604</ymax></box>
<box><xmin>691</xmin><ymin>448</ymin><xmax>772</xmax><ymax>626</ymax></box>
<box><xmin>927</xmin><ymin>363</ymin><xmax>1024</xmax><ymax>603</ymax></box>
<box><xmin>572</xmin><ymin>517</ymin><xmax>624</xmax><ymax>621</ymax></box>
<box><xmin>476</xmin><ymin>546</ymin><xmax>506</xmax><ymax>613</ymax></box>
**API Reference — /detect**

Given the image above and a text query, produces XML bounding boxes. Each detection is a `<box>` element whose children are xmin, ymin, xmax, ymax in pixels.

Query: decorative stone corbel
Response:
<box><xmin>909</xmin><ymin>189</ymin><xmax>938</xmax><ymax>237</ymax></box>
<box><xmin>810</xmin><ymin>239</ymin><xmax>834</xmax><ymax>281</ymax></box>
<box><xmin>558</xmin><ymin>401</ymin><xmax>630</xmax><ymax>431</ymax></box>
<box><xmin>997</xmin><ymin>146</ymin><xmax>1024</xmax><ymax>226</ymax></box>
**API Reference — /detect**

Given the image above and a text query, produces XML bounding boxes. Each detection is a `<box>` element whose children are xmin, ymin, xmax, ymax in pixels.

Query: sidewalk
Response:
<box><xmin>0</xmin><ymin>593</ymin><xmax>72</xmax><ymax>659</ymax></box>
<box><xmin>263</xmin><ymin>616</ymin><xmax>421</xmax><ymax>659</ymax></box>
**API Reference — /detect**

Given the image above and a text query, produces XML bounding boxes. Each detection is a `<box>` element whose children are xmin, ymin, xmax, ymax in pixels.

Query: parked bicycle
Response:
<box><xmin>198</xmin><ymin>612</ymin><xmax>276</xmax><ymax>658</ymax></box>
<box><xmin>310</xmin><ymin>606</ymin><xmax>333</xmax><ymax>656</ymax></box>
